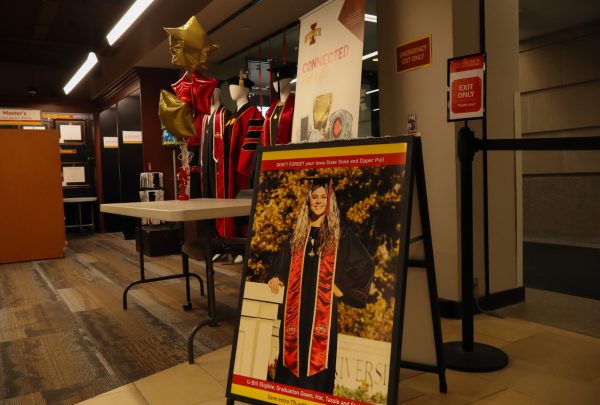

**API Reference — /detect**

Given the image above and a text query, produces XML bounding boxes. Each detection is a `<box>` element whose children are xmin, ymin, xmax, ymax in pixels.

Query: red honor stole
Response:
<box><xmin>260</xmin><ymin>93</ymin><xmax>295</xmax><ymax>146</ymax></box>
<box><xmin>283</xmin><ymin>236</ymin><xmax>337</xmax><ymax>377</ymax></box>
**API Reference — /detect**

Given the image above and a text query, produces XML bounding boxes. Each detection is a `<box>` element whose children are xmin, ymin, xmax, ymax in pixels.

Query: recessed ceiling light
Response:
<box><xmin>106</xmin><ymin>0</ymin><xmax>155</xmax><ymax>46</ymax></box>
<box><xmin>63</xmin><ymin>52</ymin><xmax>98</xmax><ymax>95</ymax></box>
<box><xmin>365</xmin><ymin>14</ymin><xmax>377</xmax><ymax>23</ymax></box>
<box><xmin>362</xmin><ymin>51</ymin><xmax>378</xmax><ymax>60</ymax></box>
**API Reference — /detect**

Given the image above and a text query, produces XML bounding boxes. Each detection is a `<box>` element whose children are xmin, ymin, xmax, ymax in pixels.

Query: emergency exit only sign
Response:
<box><xmin>447</xmin><ymin>54</ymin><xmax>485</xmax><ymax>121</ymax></box>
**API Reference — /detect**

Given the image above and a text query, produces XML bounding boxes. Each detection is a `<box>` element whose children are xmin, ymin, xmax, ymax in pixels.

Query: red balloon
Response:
<box><xmin>172</xmin><ymin>72</ymin><xmax>218</xmax><ymax>116</ymax></box>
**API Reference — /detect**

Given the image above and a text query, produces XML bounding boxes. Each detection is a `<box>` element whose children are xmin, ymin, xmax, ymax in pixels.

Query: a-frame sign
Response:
<box><xmin>226</xmin><ymin>136</ymin><xmax>446</xmax><ymax>405</ymax></box>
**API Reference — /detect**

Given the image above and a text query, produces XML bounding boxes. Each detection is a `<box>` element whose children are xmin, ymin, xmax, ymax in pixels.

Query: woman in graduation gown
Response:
<box><xmin>267</xmin><ymin>179</ymin><xmax>374</xmax><ymax>394</ymax></box>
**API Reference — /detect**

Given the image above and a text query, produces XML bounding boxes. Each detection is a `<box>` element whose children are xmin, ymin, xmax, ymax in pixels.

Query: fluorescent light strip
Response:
<box><xmin>365</xmin><ymin>14</ymin><xmax>377</xmax><ymax>23</ymax></box>
<box><xmin>106</xmin><ymin>0</ymin><xmax>154</xmax><ymax>45</ymax></box>
<box><xmin>365</xmin><ymin>88</ymin><xmax>379</xmax><ymax>95</ymax></box>
<box><xmin>372</xmin><ymin>108</ymin><xmax>380</xmax><ymax>112</ymax></box>
<box><xmin>362</xmin><ymin>51</ymin><xmax>378</xmax><ymax>60</ymax></box>
<box><xmin>63</xmin><ymin>52</ymin><xmax>98</xmax><ymax>94</ymax></box>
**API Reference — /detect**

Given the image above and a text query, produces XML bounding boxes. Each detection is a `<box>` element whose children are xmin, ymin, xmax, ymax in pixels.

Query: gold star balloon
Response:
<box><xmin>164</xmin><ymin>16</ymin><xmax>218</xmax><ymax>71</ymax></box>
<box><xmin>158</xmin><ymin>90</ymin><xmax>195</xmax><ymax>138</ymax></box>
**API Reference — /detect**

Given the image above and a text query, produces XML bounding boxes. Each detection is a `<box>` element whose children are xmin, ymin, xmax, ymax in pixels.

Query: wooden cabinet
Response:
<box><xmin>0</xmin><ymin>129</ymin><xmax>65</xmax><ymax>263</ymax></box>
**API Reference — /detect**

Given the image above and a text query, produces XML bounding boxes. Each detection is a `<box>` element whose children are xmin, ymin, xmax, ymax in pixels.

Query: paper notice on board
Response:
<box><xmin>59</xmin><ymin>125</ymin><xmax>82</xmax><ymax>141</ymax></box>
<box><xmin>103</xmin><ymin>137</ymin><xmax>118</xmax><ymax>148</ymax></box>
<box><xmin>62</xmin><ymin>166</ymin><xmax>85</xmax><ymax>184</ymax></box>
<box><xmin>122</xmin><ymin>130</ymin><xmax>142</xmax><ymax>144</ymax></box>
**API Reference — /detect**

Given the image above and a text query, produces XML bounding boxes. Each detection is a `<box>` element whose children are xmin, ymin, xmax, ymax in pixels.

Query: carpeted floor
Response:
<box><xmin>0</xmin><ymin>233</ymin><xmax>243</xmax><ymax>405</ymax></box>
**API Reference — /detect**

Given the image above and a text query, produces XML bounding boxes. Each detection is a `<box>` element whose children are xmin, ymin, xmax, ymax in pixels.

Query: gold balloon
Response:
<box><xmin>164</xmin><ymin>16</ymin><xmax>218</xmax><ymax>71</ymax></box>
<box><xmin>158</xmin><ymin>90</ymin><xmax>195</xmax><ymax>138</ymax></box>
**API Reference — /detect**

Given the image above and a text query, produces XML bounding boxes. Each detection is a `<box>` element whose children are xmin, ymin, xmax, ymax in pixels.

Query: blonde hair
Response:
<box><xmin>290</xmin><ymin>185</ymin><xmax>340</xmax><ymax>255</ymax></box>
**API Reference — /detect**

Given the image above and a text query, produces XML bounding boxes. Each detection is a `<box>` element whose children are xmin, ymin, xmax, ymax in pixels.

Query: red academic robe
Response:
<box><xmin>225</xmin><ymin>102</ymin><xmax>263</xmax><ymax>235</ymax></box>
<box><xmin>260</xmin><ymin>93</ymin><xmax>295</xmax><ymax>146</ymax></box>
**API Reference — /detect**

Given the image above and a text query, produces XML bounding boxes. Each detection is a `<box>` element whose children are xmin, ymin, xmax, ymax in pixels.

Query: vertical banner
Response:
<box><xmin>447</xmin><ymin>53</ymin><xmax>486</xmax><ymax>121</ymax></box>
<box><xmin>292</xmin><ymin>0</ymin><xmax>365</xmax><ymax>143</ymax></box>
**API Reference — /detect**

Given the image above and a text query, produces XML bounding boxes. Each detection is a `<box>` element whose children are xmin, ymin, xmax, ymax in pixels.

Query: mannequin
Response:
<box><xmin>224</xmin><ymin>73</ymin><xmax>264</xmax><ymax>236</ymax></box>
<box><xmin>261</xmin><ymin>63</ymin><xmax>296</xmax><ymax>147</ymax></box>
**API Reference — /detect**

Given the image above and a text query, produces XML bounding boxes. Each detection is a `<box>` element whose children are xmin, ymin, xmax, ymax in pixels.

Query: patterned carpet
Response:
<box><xmin>0</xmin><ymin>233</ymin><xmax>242</xmax><ymax>404</ymax></box>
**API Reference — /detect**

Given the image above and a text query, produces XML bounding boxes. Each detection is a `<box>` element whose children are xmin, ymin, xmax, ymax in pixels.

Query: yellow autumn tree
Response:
<box><xmin>246</xmin><ymin>165</ymin><xmax>406</xmax><ymax>342</ymax></box>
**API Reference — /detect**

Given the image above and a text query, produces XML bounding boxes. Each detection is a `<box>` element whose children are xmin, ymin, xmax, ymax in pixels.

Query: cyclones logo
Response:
<box><xmin>315</xmin><ymin>323</ymin><xmax>327</xmax><ymax>336</ymax></box>
<box><xmin>305</xmin><ymin>22</ymin><xmax>321</xmax><ymax>45</ymax></box>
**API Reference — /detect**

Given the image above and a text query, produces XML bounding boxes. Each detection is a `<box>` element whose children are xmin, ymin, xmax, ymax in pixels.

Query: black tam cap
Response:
<box><xmin>226</xmin><ymin>75</ymin><xmax>254</xmax><ymax>89</ymax></box>
<box><xmin>304</xmin><ymin>177</ymin><xmax>334</xmax><ymax>189</ymax></box>
<box><xmin>269</xmin><ymin>63</ymin><xmax>297</xmax><ymax>81</ymax></box>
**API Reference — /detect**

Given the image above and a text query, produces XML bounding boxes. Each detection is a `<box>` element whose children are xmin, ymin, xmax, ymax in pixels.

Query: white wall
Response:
<box><xmin>377</xmin><ymin>0</ymin><xmax>520</xmax><ymax>300</ymax></box>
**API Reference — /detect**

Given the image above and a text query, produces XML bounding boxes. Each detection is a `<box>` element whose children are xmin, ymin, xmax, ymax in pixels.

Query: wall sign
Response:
<box><xmin>396</xmin><ymin>36</ymin><xmax>432</xmax><ymax>73</ymax></box>
<box><xmin>0</xmin><ymin>108</ymin><xmax>42</xmax><ymax>126</ymax></box>
<box><xmin>292</xmin><ymin>0</ymin><xmax>366</xmax><ymax>142</ymax></box>
<box><xmin>447</xmin><ymin>53</ymin><xmax>485</xmax><ymax>121</ymax></box>
<box><xmin>122</xmin><ymin>130</ymin><xmax>142</xmax><ymax>144</ymax></box>
<box><xmin>103</xmin><ymin>137</ymin><xmax>119</xmax><ymax>148</ymax></box>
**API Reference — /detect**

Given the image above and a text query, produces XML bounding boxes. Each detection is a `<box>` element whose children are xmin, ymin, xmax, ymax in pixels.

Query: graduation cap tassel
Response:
<box><xmin>325</xmin><ymin>178</ymin><xmax>334</xmax><ymax>214</ymax></box>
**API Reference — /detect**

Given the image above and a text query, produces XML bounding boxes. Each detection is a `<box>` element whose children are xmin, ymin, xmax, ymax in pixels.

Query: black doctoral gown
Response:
<box><xmin>269</xmin><ymin>226</ymin><xmax>374</xmax><ymax>394</ymax></box>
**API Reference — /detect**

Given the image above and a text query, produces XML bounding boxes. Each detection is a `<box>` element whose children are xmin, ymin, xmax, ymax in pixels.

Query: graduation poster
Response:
<box><xmin>291</xmin><ymin>0</ymin><xmax>365</xmax><ymax>143</ymax></box>
<box><xmin>227</xmin><ymin>138</ymin><xmax>413</xmax><ymax>405</ymax></box>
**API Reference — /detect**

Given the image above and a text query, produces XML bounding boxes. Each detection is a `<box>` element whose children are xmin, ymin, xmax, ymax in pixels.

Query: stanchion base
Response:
<box><xmin>443</xmin><ymin>341</ymin><xmax>508</xmax><ymax>372</ymax></box>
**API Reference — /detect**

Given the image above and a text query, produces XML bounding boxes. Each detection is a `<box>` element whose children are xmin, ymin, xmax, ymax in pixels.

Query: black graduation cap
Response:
<box><xmin>304</xmin><ymin>176</ymin><xmax>334</xmax><ymax>190</ymax></box>
<box><xmin>226</xmin><ymin>74</ymin><xmax>254</xmax><ymax>89</ymax></box>
<box><xmin>268</xmin><ymin>63</ymin><xmax>297</xmax><ymax>81</ymax></box>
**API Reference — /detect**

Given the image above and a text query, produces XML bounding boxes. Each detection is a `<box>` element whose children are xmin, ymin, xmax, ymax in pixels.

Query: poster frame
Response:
<box><xmin>226</xmin><ymin>136</ymin><xmax>417</xmax><ymax>405</ymax></box>
<box><xmin>55</xmin><ymin>119</ymin><xmax>86</xmax><ymax>145</ymax></box>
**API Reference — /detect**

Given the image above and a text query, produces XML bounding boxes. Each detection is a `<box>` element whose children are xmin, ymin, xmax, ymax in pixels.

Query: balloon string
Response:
<box><xmin>283</xmin><ymin>30</ymin><xmax>287</xmax><ymax>64</ymax></box>
<box><xmin>258</xmin><ymin>44</ymin><xmax>263</xmax><ymax>109</ymax></box>
<box><xmin>179</xmin><ymin>144</ymin><xmax>193</xmax><ymax>169</ymax></box>
<box><xmin>268</xmin><ymin>37</ymin><xmax>272</xmax><ymax>106</ymax></box>
<box><xmin>187</xmin><ymin>70</ymin><xmax>196</xmax><ymax>120</ymax></box>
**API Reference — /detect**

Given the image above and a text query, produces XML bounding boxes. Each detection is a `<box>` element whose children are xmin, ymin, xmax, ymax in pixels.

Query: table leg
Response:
<box><xmin>123</xmin><ymin>220</ymin><xmax>205</xmax><ymax>311</ymax></box>
<box><xmin>181</xmin><ymin>222</ymin><xmax>193</xmax><ymax>311</ymax></box>
<box><xmin>78</xmin><ymin>202</ymin><xmax>83</xmax><ymax>233</ymax></box>
<box><xmin>90</xmin><ymin>201</ymin><xmax>95</xmax><ymax>231</ymax></box>
<box><xmin>187</xmin><ymin>221</ymin><xmax>220</xmax><ymax>364</ymax></box>
<box><xmin>123</xmin><ymin>219</ymin><xmax>145</xmax><ymax>309</ymax></box>
<box><xmin>204</xmin><ymin>224</ymin><xmax>218</xmax><ymax>322</ymax></box>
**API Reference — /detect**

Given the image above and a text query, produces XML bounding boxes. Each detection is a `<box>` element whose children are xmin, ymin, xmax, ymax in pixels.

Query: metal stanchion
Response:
<box><xmin>442</xmin><ymin>125</ymin><xmax>508</xmax><ymax>372</ymax></box>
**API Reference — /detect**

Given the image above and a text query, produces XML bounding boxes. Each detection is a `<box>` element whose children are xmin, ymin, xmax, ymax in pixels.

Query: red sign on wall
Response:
<box><xmin>448</xmin><ymin>54</ymin><xmax>485</xmax><ymax>121</ymax></box>
<box><xmin>396</xmin><ymin>36</ymin><xmax>431</xmax><ymax>73</ymax></box>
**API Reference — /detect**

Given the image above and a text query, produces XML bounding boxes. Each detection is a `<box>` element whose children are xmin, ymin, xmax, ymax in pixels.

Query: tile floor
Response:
<box><xmin>78</xmin><ymin>313</ymin><xmax>600</xmax><ymax>405</ymax></box>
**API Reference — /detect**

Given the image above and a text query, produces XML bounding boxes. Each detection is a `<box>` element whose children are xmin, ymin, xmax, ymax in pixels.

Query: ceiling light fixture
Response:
<box><xmin>365</xmin><ymin>88</ymin><xmax>379</xmax><ymax>95</ymax></box>
<box><xmin>362</xmin><ymin>51</ymin><xmax>378</xmax><ymax>60</ymax></box>
<box><xmin>106</xmin><ymin>0</ymin><xmax>155</xmax><ymax>46</ymax></box>
<box><xmin>365</xmin><ymin>14</ymin><xmax>377</xmax><ymax>23</ymax></box>
<box><xmin>63</xmin><ymin>52</ymin><xmax>98</xmax><ymax>95</ymax></box>
<box><xmin>372</xmin><ymin>108</ymin><xmax>380</xmax><ymax>112</ymax></box>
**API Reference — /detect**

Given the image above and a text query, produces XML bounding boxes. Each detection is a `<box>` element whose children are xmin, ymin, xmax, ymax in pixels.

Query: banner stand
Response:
<box><xmin>399</xmin><ymin>136</ymin><xmax>447</xmax><ymax>393</ymax></box>
<box><xmin>225</xmin><ymin>136</ymin><xmax>446</xmax><ymax>405</ymax></box>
